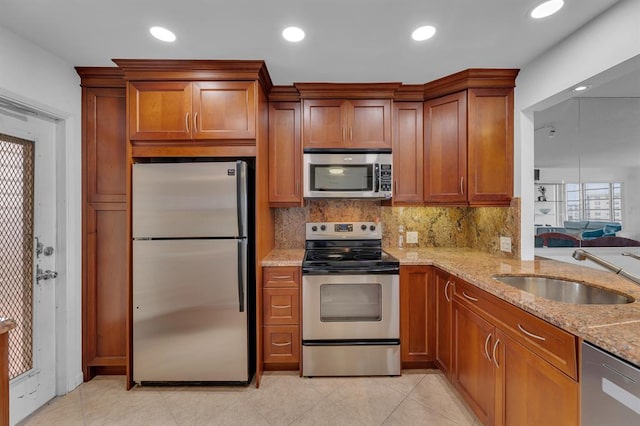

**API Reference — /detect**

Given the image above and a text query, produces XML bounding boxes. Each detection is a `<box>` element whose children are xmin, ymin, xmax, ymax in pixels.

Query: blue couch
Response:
<box><xmin>536</xmin><ymin>221</ymin><xmax>622</xmax><ymax>241</ymax></box>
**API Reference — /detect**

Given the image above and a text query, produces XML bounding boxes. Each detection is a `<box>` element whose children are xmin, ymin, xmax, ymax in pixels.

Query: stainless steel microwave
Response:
<box><xmin>303</xmin><ymin>150</ymin><xmax>392</xmax><ymax>199</ymax></box>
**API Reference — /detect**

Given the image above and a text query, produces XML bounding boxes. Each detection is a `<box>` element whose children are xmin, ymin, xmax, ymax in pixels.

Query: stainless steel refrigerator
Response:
<box><xmin>132</xmin><ymin>161</ymin><xmax>250</xmax><ymax>384</ymax></box>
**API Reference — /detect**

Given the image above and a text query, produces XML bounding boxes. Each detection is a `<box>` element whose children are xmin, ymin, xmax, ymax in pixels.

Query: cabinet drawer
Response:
<box><xmin>454</xmin><ymin>278</ymin><xmax>578</xmax><ymax>379</ymax></box>
<box><xmin>263</xmin><ymin>325</ymin><xmax>300</xmax><ymax>364</ymax></box>
<box><xmin>263</xmin><ymin>288</ymin><xmax>299</xmax><ymax>325</ymax></box>
<box><xmin>495</xmin><ymin>299</ymin><xmax>578</xmax><ymax>379</ymax></box>
<box><xmin>263</xmin><ymin>267</ymin><xmax>300</xmax><ymax>288</ymax></box>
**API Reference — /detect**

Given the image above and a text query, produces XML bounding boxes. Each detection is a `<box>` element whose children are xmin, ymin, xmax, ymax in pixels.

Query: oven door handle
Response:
<box><xmin>302</xmin><ymin>339</ymin><xmax>400</xmax><ymax>346</ymax></box>
<box><xmin>302</xmin><ymin>268</ymin><xmax>399</xmax><ymax>275</ymax></box>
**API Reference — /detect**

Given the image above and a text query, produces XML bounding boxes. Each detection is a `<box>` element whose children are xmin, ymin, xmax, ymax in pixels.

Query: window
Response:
<box><xmin>565</xmin><ymin>182</ymin><xmax>622</xmax><ymax>224</ymax></box>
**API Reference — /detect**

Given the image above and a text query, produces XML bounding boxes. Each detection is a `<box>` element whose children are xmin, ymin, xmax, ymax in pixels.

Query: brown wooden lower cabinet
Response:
<box><xmin>263</xmin><ymin>325</ymin><xmax>300</xmax><ymax>367</ymax></box>
<box><xmin>451</xmin><ymin>276</ymin><xmax>579</xmax><ymax>426</ymax></box>
<box><xmin>434</xmin><ymin>268</ymin><xmax>453</xmax><ymax>376</ymax></box>
<box><xmin>400</xmin><ymin>266</ymin><xmax>435</xmax><ymax>368</ymax></box>
<box><xmin>452</xmin><ymin>300</ymin><xmax>496</xmax><ymax>425</ymax></box>
<box><xmin>262</xmin><ymin>266</ymin><xmax>301</xmax><ymax>370</ymax></box>
<box><xmin>495</xmin><ymin>329</ymin><xmax>579</xmax><ymax>426</ymax></box>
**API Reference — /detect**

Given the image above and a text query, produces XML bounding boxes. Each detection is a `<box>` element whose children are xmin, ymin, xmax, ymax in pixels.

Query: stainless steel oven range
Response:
<box><xmin>301</xmin><ymin>221</ymin><xmax>400</xmax><ymax>376</ymax></box>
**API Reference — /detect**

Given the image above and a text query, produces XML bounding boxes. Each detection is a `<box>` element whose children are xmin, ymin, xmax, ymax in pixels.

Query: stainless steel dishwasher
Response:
<box><xmin>582</xmin><ymin>342</ymin><xmax>640</xmax><ymax>425</ymax></box>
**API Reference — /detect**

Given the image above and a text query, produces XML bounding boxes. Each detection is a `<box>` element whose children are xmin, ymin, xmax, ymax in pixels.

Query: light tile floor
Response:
<box><xmin>18</xmin><ymin>370</ymin><xmax>480</xmax><ymax>426</ymax></box>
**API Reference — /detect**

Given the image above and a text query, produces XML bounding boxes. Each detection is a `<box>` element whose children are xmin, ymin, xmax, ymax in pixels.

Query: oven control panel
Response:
<box><xmin>306</xmin><ymin>222</ymin><xmax>382</xmax><ymax>240</ymax></box>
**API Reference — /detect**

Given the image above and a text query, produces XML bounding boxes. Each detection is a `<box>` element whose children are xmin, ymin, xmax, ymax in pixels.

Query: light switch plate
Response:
<box><xmin>406</xmin><ymin>231</ymin><xmax>418</xmax><ymax>244</ymax></box>
<box><xmin>500</xmin><ymin>236</ymin><xmax>512</xmax><ymax>253</ymax></box>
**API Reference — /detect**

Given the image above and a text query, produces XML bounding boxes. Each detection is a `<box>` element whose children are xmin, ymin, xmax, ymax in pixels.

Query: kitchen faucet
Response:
<box><xmin>572</xmin><ymin>249</ymin><xmax>640</xmax><ymax>286</ymax></box>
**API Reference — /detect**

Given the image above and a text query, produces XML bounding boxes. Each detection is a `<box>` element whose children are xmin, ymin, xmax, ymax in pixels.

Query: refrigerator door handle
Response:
<box><xmin>237</xmin><ymin>239</ymin><xmax>245</xmax><ymax>312</ymax></box>
<box><xmin>236</xmin><ymin>161</ymin><xmax>248</xmax><ymax>238</ymax></box>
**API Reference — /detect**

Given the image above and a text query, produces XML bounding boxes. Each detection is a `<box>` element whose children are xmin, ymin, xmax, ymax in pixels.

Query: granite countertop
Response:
<box><xmin>0</xmin><ymin>318</ymin><xmax>17</xmax><ymax>335</ymax></box>
<box><xmin>262</xmin><ymin>247</ymin><xmax>640</xmax><ymax>366</ymax></box>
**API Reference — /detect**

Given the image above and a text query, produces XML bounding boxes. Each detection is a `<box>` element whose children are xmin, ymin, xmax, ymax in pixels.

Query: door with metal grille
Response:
<box><xmin>1</xmin><ymin>108</ymin><xmax>57</xmax><ymax>423</ymax></box>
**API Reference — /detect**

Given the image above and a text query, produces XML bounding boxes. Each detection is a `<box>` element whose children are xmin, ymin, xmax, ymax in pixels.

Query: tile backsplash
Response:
<box><xmin>274</xmin><ymin>198</ymin><xmax>521</xmax><ymax>258</ymax></box>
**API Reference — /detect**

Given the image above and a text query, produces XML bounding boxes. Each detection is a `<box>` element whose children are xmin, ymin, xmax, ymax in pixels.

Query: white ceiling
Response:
<box><xmin>0</xmin><ymin>0</ymin><xmax>620</xmax><ymax>85</ymax></box>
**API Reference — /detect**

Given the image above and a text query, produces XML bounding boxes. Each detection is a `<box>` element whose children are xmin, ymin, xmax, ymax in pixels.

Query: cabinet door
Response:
<box><xmin>424</xmin><ymin>91</ymin><xmax>467</xmax><ymax>204</ymax></box>
<box><xmin>467</xmin><ymin>88</ymin><xmax>513</xmax><ymax>206</ymax></box>
<box><xmin>269</xmin><ymin>102</ymin><xmax>302</xmax><ymax>206</ymax></box>
<box><xmin>128</xmin><ymin>81</ymin><xmax>192</xmax><ymax>140</ymax></box>
<box><xmin>348</xmin><ymin>99</ymin><xmax>392</xmax><ymax>149</ymax></box>
<box><xmin>434</xmin><ymin>269</ymin><xmax>453</xmax><ymax>376</ymax></box>
<box><xmin>192</xmin><ymin>81</ymin><xmax>256</xmax><ymax>140</ymax></box>
<box><xmin>302</xmin><ymin>99</ymin><xmax>347</xmax><ymax>148</ymax></box>
<box><xmin>82</xmin><ymin>85</ymin><xmax>128</xmax><ymax>380</ymax></box>
<box><xmin>494</xmin><ymin>330</ymin><xmax>579</xmax><ymax>426</ymax></box>
<box><xmin>452</xmin><ymin>300</ymin><xmax>495</xmax><ymax>426</ymax></box>
<box><xmin>393</xmin><ymin>102</ymin><xmax>423</xmax><ymax>204</ymax></box>
<box><xmin>400</xmin><ymin>266</ymin><xmax>434</xmax><ymax>366</ymax></box>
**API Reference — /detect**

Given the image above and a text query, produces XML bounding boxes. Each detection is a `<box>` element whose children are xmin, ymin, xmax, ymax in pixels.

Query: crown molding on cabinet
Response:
<box><xmin>294</xmin><ymin>82</ymin><xmax>402</xmax><ymax>99</ymax></box>
<box><xmin>75</xmin><ymin>67</ymin><xmax>125</xmax><ymax>88</ymax></box>
<box><xmin>111</xmin><ymin>59</ymin><xmax>273</xmax><ymax>94</ymax></box>
<box><xmin>423</xmin><ymin>68</ymin><xmax>519</xmax><ymax>101</ymax></box>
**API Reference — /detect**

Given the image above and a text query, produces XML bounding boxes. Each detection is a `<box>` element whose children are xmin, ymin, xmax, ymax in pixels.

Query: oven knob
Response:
<box><xmin>361</xmin><ymin>224</ymin><xmax>367</xmax><ymax>231</ymax></box>
<box><xmin>311</xmin><ymin>225</ymin><xmax>318</xmax><ymax>232</ymax></box>
<box><xmin>320</xmin><ymin>225</ymin><xmax>326</xmax><ymax>231</ymax></box>
<box><xmin>370</xmin><ymin>225</ymin><xmax>376</xmax><ymax>231</ymax></box>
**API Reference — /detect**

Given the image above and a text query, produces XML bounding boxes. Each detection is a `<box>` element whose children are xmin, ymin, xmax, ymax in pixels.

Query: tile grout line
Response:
<box><xmin>379</xmin><ymin>374</ymin><xmax>428</xmax><ymax>425</ymax></box>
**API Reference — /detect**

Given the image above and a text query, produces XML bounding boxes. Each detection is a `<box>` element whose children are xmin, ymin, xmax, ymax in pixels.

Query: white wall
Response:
<box><xmin>515</xmin><ymin>0</ymin><xmax>640</xmax><ymax>259</ymax></box>
<box><xmin>0</xmin><ymin>24</ymin><xmax>83</xmax><ymax>394</ymax></box>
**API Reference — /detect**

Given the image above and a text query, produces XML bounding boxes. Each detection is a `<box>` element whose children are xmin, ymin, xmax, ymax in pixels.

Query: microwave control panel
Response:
<box><xmin>379</xmin><ymin>164</ymin><xmax>392</xmax><ymax>192</ymax></box>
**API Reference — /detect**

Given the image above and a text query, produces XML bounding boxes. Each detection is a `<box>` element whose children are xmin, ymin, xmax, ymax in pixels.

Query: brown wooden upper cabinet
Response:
<box><xmin>128</xmin><ymin>80</ymin><xmax>257</xmax><ymax>140</ymax></box>
<box><xmin>269</xmin><ymin>102</ymin><xmax>302</xmax><ymax>206</ymax></box>
<box><xmin>302</xmin><ymin>99</ymin><xmax>392</xmax><ymax>149</ymax></box>
<box><xmin>424</xmin><ymin>87</ymin><xmax>514</xmax><ymax>207</ymax></box>
<box><xmin>392</xmin><ymin>102</ymin><xmax>424</xmax><ymax>204</ymax></box>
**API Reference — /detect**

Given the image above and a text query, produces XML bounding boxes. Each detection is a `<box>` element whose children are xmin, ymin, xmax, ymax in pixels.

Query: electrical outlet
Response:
<box><xmin>406</xmin><ymin>231</ymin><xmax>418</xmax><ymax>244</ymax></box>
<box><xmin>500</xmin><ymin>236</ymin><xmax>512</xmax><ymax>253</ymax></box>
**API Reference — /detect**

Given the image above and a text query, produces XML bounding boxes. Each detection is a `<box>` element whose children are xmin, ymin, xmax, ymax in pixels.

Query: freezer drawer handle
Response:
<box><xmin>237</xmin><ymin>240</ymin><xmax>245</xmax><ymax>312</ymax></box>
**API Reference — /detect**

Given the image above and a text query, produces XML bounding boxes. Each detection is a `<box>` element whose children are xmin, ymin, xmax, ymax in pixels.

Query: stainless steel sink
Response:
<box><xmin>493</xmin><ymin>275</ymin><xmax>635</xmax><ymax>304</ymax></box>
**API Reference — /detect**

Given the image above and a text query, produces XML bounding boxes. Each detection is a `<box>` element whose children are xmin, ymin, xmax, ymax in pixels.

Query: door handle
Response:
<box><xmin>460</xmin><ymin>176</ymin><xmax>464</xmax><ymax>195</ymax></box>
<box><xmin>185</xmin><ymin>112</ymin><xmax>190</xmax><ymax>132</ymax></box>
<box><xmin>444</xmin><ymin>280</ymin><xmax>451</xmax><ymax>302</ymax></box>
<box><xmin>36</xmin><ymin>266</ymin><xmax>58</xmax><ymax>282</ymax></box>
<box><xmin>492</xmin><ymin>339</ymin><xmax>501</xmax><ymax>368</ymax></box>
<box><xmin>484</xmin><ymin>333</ymin><xmax>492</xmax><ymax>362</ymax></box>
<box><xmin>237</xmin><ymin>240</ymin><xmax>245</xmax><ymax>312</ymax></box>
<box><xmin>193</xmin><ymin>112</ymin><xmax>198</xmax><ymax>133</ymax></box>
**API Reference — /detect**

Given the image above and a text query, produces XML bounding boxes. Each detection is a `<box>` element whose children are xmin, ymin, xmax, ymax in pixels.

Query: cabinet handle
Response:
<box><xmin>342</xmin><ymin>128</ymin><xmax>346</xmax><ymax>143</ymax></box>
<box><xmin>444</xmin><ymin>280</ymin><xmax>451</xmax><ymax>303</ymax></box>
<box><xmin>271</xmin><ymin>275</ymin><xmax>292</xmax><ymax>280</ymax></box>
<box><xmin>272</xmin><ymin>341</ymin><xmax>292</xmax><ymax>347</ymax></box>
<box><xmin>193</xmin><ymin>112</ymin><xmax>198</xmax><ymax>133</ymax></box>
<box><xmin>460</xmin><ymin>177</ymin><xmax>464</xmax><ymax>195</ymax></box>
<box><xmin>185</xmin><ymin>112</ymin><xmax>190</xmax><ymax>132</ymax></box>
<box><xmin>484</xmin><ymin>333</ymin><xmax>492</xmax><ymax>362</ymax></box>
<box><xmin>517</xmin><ymin>323</ymin><xmax>546</xmax><ymax>341</ymax></box>
<box><xmin>492</xmin><ymin>339</ymin><xmax>501</xmax><ymax>368</ymax></box>
<box><xmin>349</xmin><ymin>127</ymin><xmax>352</xmax><ymax>142</ymax></box>
<box><xmin>462</xmin><ymin>291</ymin><xmax>478</xmax><ymax>302</ymax></box>
<box><xmin>271</xmin><ymin>304</ymin><xmax>291</xmax><ymax>309</ymax></box>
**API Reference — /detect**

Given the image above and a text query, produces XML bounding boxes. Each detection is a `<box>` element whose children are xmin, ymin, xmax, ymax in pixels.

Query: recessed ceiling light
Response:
<box><xmin>530</xmin><ymin>0</ymin><xmax>564</xmax><ymax>19</ymax></box>
<box><xmin>412</xmin><ymin>25</ymin><xmax>437</xmax><ymax>41</ymax></box>
<box><xmin>573</xmin><ymin>85</ymin><xmax>591</xmax><ymax>92</ymax></box>
<box><xmin>282</xmin><ymin>26</ymin><xmax>305</xmax><ymax>42</ymax></box>
<box><xmin>149</xmin><ymin>26</ymin><xmax>176</xmax><ymax>42</ymax></box>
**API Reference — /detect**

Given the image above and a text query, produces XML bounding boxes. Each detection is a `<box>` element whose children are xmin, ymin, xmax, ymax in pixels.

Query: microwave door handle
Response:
<box><xmin>374</xmin><ymin>163</ymin><xmax>380</xmax><ymax>193</ymax></box>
